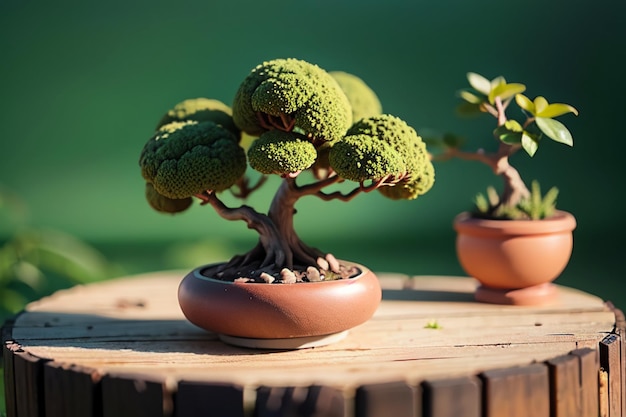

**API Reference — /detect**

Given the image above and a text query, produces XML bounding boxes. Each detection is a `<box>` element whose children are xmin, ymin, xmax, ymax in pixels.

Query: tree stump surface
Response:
<box><xmin>2</xmin><ymin>271</ymin><xmax>625</xmax><ymax>417</ymax></box>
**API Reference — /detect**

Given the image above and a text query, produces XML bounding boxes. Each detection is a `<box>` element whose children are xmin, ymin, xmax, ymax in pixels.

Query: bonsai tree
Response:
<box><xmin>139</xmin><ymin>58</ymin><xmax>435</xmax><ymax>283</ymax></box>
<box><xmin>432</xmin><ymin>72</ymin><xmax>578</xmax><ymax>219</ymax></box>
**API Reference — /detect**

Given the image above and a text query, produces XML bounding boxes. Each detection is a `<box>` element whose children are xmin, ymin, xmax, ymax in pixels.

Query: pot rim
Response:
<box><xmin>192</xmin><ymin>260</ymin><xmax>369</xmax><ymax>286</ymax></box>
<box><xmin>453</xmin><ymin>209</ymin><xmax>576</xmax><ymax>236</ymax></box>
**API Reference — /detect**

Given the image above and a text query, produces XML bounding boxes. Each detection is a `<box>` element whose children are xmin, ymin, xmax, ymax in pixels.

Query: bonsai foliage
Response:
<box><xmin>434</xmin><ymin>72</ymin><xmax>578</xmax><ymax>219</ymax></box>
<box><xmin>139</xmin><ymin>58</ymin><xmax>435</xmax><ymax>282</ymax></box>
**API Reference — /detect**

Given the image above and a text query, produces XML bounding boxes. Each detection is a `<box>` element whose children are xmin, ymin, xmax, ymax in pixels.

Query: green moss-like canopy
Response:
<box><xmin>139</xmin><ymin>121</ymin><xmax>247</xmax><ymax>199</ymax></box>
<box><xmin>156</xmin><ymin>98</ymin><xmax>240</xmax><ymax>140</ymax></box>
<box><xmin>248</xmin><ymin>130</ymin><xmax>317</xmax><ymax>175</ymax></box>
<box><xmin>328</xmin><ymin>134</ymin><xmax>403</xmax><ymax>183</ymax></box>
<box><xmin>232</xmin><ymin>58</ymin><xmax>353</xmax><ymax>144</ymax></box>
<box><xmin>144</xmin><ymin>182</ymin><xmax>193</xmax><ymax>214</ymax></box>
<box><xmin>332</xmin><ymin>114</ymin><xmax>435</xmax><ymax>200</ymax></box>
<box><xmin>329</xmin><ymin>71</ymin><xmax>382</xmax><ymax>122</ymax></box>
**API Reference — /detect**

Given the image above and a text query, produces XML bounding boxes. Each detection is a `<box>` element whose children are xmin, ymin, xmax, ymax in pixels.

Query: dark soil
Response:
<box><xmin>199</xmin><ymin>259</ymin><xmax>362</xmax><ymax>284</ymax></box>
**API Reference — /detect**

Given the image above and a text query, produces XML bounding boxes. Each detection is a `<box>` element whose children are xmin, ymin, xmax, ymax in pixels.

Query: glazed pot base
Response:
<box><xmin>474</xmin><ymin>283</ymin><xmax>559</xmax><ymax>306</ymax></box>
<box><xmin>219</xmin><ymin>330</ymin><xmax>349</xmax><ymax>350</ymax></box>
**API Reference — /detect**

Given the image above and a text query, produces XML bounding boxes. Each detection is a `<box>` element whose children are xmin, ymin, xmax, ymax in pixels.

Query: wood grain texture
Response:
<box><xmin>547</xmin><ymin>354</ymin><xmax>580</xmax><ymax>417</ymax></box>
<box><xmin>43</xmin><ymin>362</ymin><xmax>100</xmax><ymax>417</ymax></box>
<box><xmin>2</xmin><ymin>271</ymin><xmax>623</xmax><ymax>417</ymax></box>
<box><xmin>600</xmin><ymin>333</ymin><xmax>622</xmax><ymax>417</ymax></box>
<box><xmin>100</xmin><ymin>373</ymin><xmax>169</xmax><ymax>417</ymax></box>
<box><xmin>481</xmin><ymin>363</ymin><xmax>550</xmax><ymax>417</ymax></box>
<box><xmin>570</xmin><ymin>348</ymin><xmax>600</xmax><ymax>417</ymax></box>
<box><xmin>3</xmin><ymin>341</ymin><xmax>18</xmax><ymax>417</ymax></box>
<box><xmin>422</xmin><ymin>376</ymin><xmax>481</xmax><ymax>417</ymax></box>
<box><xmin>355</xmin><ymin>381</ymin><xmax>419</xmax><ymax>417</ymax></box>
<box><xmin>255</xmin><ymin>385</ymin><xmax>346</xmax><ymax>417</ymax></box>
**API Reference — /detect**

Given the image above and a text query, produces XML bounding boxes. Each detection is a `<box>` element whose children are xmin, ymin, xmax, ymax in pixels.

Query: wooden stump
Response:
<box><xmin>2</xmin><ymin>271</ymin><xmax>624</xmax><ymax>417</ymax></box>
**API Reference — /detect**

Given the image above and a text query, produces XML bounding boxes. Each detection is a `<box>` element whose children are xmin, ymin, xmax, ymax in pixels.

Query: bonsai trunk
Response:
<box><xmin>201</xmin><ymin>176</ymin><xmax>327</xmax><ymax>279</ymax></box>
<box><xmin>267</xmin><ymin>178</ymin><xmax>325</xmax><ymax>268</ymax></box>
<box><xmin>493</xmin><ymin>96</ymin><xmax>530</xmax><ymax>209</ymax></box>
<box><xmin>494</xmin><ymin>143</ymin><xmax>530</xmax><ymax>209</ymax></box>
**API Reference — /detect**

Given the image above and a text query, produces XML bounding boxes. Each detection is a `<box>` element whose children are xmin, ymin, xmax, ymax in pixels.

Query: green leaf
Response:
<box><xmin>535</xmin><ymin>117</ymin><xmax>574</xmax><ymax>146</ymax></box>
<box><xmin>521</xmin><ymin>131</ymin><xmax>539</xmax><ymax>156</ymax></box>
<box><xmin>536</xmin><ymin>103</ymin><xmax>579</xmax><ymax>118</ymax></box>
<box><xmin>515</xmin><ymin>94</ymin><xmax>535</xmax><ymax>114</ymax></box>
<box><xmin>533</xmin><ymin>96</ymin><xmax>548</xmax><ymax>114</ymax></box>
<box><xmin>500</xmin><ymin>132</ymin><xmax>522</xmax><ymax>145</ymax></box>
<box><xmin>488</xmin><ymin>83</ymin><xmax>526</xmax><ymax>105</ymax></box>
<box><xmin>494</xmin><ymin>121</ymin><xmax>523</xmax><ymax>144</ymax></box>
<box><xmin>424</xmin><ymin>320</ymin><xmax>442</xmax><ymax>329</ymax></box>
<box><xmin>0</xmin><ymin>288</ymin><xmax>28</xmax><ymax>313</ymax></box>
<box><xmin>466</xmin><ymin>72</ymin><xmax>491</xmax><ymax>95</ymax></box>
<box><xmin>490</xmin><ymin>76</ymin><xmax>507</xmax><ymax>89</ymax></box>
<box><xmin>458</xmin><ymin>89</ymin><xmax>485</xmax><ymax>104</ymax></box>
<box><xmin>503</xmin><ymin>120</ymin><xmax>523</xmax><ymax>132</ymax></box>
<box><xmin>13</xmin><ymin>261</ymin><xmax>44</xmax><ymax>290</ymax></box>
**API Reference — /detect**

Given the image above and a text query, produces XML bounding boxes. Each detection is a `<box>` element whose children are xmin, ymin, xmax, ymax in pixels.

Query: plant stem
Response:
<box><xmin>493</xmin><ymin>96</ymin><xmax>530</xmax><ymax>207</ymax></box>
<box><xmin>493</xmin><ymin>143</ymin><xmax>530</xmax><ymax>208</ymax></box>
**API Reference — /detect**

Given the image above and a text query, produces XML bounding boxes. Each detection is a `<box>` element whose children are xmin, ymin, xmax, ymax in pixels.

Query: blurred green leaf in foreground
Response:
<box><xmin>0</xmin><ymin>185</ymin><xmax>120</xmax><ymax>321</ymax></box>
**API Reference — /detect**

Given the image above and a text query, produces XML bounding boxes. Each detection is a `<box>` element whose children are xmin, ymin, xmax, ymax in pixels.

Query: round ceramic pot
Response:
<box><xmin>178</xmin><ymin>261</ymin><xmax>382</xmax><ymax>349</ymax></box>
<box><xmin>453</xmin><ymin>210</ymin><xmax>577</xmax><ymax>304</ymax></box>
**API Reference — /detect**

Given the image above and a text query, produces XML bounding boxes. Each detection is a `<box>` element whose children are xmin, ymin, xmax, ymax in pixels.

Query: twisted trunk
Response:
<box><xmin>199</xmin><ymin>192</ymin><xmax>291</xmax><ymax>275</ymax></box>
<box><xmin>198</xmin><ymin>174</ymin><xmax>334</xmax><ymax>279</ymax></box>
<box><xmin>268</xmin><ymin>178</ymin><xmax>325</xmax><ymax>269</ymax></box>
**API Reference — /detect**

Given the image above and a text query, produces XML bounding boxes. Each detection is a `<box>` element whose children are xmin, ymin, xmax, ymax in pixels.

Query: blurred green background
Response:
<box><xmin>1</xmin><ymin>0</ymin><xmax>625</xmax><ymax>319</ymax></box>
<box><xmin>1</xmin><ymin>1</ymin><xmax>625</xmax><ymax>411</ymax></box>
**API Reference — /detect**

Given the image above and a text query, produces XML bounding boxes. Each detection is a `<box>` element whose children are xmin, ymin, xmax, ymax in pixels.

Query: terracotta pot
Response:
<box><xmin>178</xmin><ymin>261</ymin><xmax>382</xmax><ymax>349</ymax></box>
<box><xmin>453</xmin><ymin>210</ymin><xmax>577</xmax><ymax>305</ymax></box>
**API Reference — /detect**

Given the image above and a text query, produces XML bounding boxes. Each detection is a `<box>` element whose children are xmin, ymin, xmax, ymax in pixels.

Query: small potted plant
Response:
<box><xmin>138</xmin><ymin>58</ymin><xmax>435</xmax><ymax>348</ymax></box>
<box><xmin>432</xmin><ymin>72</ymin><xmax>578</xmax><ymax>305</ymax></box>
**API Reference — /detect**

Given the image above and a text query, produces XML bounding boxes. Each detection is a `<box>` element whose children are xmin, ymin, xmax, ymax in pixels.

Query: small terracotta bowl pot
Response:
<box><xmin>178</xmin><ymin>261</ymin><xmax>382</xmax><ymax>349</ymax></box>
<box><xmin>454</xmin><ymin>210</ymin><xmax>577</xmax><ymax>305</ymax></box>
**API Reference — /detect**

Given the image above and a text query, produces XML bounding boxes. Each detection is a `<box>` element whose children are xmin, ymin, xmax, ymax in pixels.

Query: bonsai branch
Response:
<box><xmin>256</xmin><ymin>112</ymin><xmax>296</xmax><ymax>132</ymax></box>
<box><xmin>494</xmin><ymin>96</ymin><xmax>508</xmax><ymax>127</ymax></box>
<box><xmin>194</xmin><ymin>191</ymin><xmax>290</xmax><ymax>269</ymax></box>
<box><xmin>434</xmin><ymin>139</ymin><xmax>529</xmax><ymax>208</ymax></box>
<box><xmin>230</xmin><ymin>175</ymin><xmax>268</xmax><ymax>199</ymax></box>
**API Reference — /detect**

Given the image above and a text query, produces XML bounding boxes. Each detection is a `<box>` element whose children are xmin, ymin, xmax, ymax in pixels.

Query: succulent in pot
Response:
<box><xmin>138</xmin><ymin>58</ymin><xmax>435</xmax><ymax>347</ymax></box>
<box><xmin>431</xmin><ymin>72</ymin><xmax>579</xmax><ymax>305</ymax></box>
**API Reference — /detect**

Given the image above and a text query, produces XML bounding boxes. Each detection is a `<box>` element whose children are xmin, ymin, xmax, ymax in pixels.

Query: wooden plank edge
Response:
<box><xmin>422</xmin><ymin>376</ymin><xmax>481</xmax><ymax>417</ymax></box>
<box><xmin>175</xmin><ymin>381</ymin><xmax>245</xmax><ymax>417</ymax></box>
<box><xmin>355</xmin><ymin>380</ymin><xmax>420</xmax><ymax>417</ymax></box>
<box><xmin>601</xmin><ymin>301</ymin><xmax>625</xmax><ymax>417</ymax></box>
<box><xmin>570</xmin><ymin>348</ymin><xmax>600</xmax><ymax>417</ymax></box>
<box><xmin>4</xmin><ymin>348</ymin><xmax>601</xmax><ymax>417</ymax></box>
<box><xmin>479</xmin><ymin>362</ymin><xmax>550</xmax><ymax>417</ymax></box>
<box><xmin>100</xmin><ymin>372</ymin><xmax>173</xmax><ymax>417</ymax></box>
<box><xmin>2</xmin><ymin>311</ymin><xmax>22</xmax><ymax>417</ymax></box>
<box><xmin>546</xmin><ymin>354</ymin><xmax>581</xmax><ymax>417</ymax></box>
<box><xmin>600</xmin><ymin>334</ymin><xmax>621</xmax><ymax>417</ymax></box>
<box><xmin>43</xmin><ymin>361</ymin><xmax>103</xmax><ymax>417</ymax></box>
<box><xmin>2</xmin><ymin>341</ymin><xmax>19</xmax><ymax>417</ymax></box>
<box><xmin>609</xmin><ymin>302</ymin><xmax>625</xmax><ymax>417</ymax></box>
<box><xmin>12</xmin><ymin>344</ymin><xmax>52</xmax><ymax>417</ymax></box>
<box><xmin>254</xmin><ymin>385</ymin><xmax>347</xmax><ymax>417</ymax></box>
